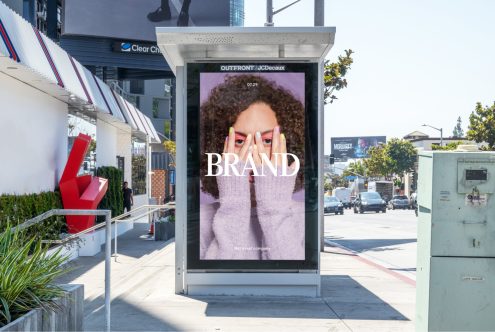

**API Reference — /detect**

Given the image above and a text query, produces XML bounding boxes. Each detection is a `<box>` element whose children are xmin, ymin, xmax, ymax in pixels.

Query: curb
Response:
<box><xmin>325</xmin><ymin>240</ymin><xmax>416</xmax><ymax>287</ymax></box>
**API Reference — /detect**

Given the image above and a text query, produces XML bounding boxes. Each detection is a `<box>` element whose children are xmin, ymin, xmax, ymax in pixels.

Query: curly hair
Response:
<box><xmin>200</xmin><ymin>74</ymin><xmax>305</xmax><ymax>198</ymax></box>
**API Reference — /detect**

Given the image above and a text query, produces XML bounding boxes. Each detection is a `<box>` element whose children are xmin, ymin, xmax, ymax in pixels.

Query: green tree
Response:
<box><xmin>467</xmin><ymin>102</ymin><xmax>495</xmax><ymax>150</ymax></box>
<box><xmin>431</xmin><ymin>141</ymin><xmax>464</xmax><ymax>151</ymax></box>
<box><xmin>364</xmin><ymin>145</ymin><xmax>389</xmax><ymax>178</ymax></box>
<box><xmin>324</xmin><ymin>49</ymin><xmax>354</xmax><ymax>104</ymax></box>
<box><xmin>163</xmin><ymin>140</ymin><xmax>176</xmax><ymax>167</ymax></box>
<box><xmin>343</xmin><ymin>160</ymin><xmax>367</xmax><ymax>178</ymax></box>
<box><xmin>332</xmin><ymin>174</ymin><xmax>349</xmax><ymax>188</ymax></box>
<box><xmin>452</xmin><ymin>116</ymin><xmax>464</xmax><ymax>138</ymax></box>
<box><xmin>384</xmin><ymin>138</ymin><xmax>417</xmax><ymax>175</ymax></box>
<box><xmin>324</xmin><ymin>174</ymin><xmax>333</xmax><ymax>193</ymax></box>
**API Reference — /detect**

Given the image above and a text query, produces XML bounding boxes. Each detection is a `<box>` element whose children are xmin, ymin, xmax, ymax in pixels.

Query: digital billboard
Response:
<box><xmin>186</xmin><ymin>63</ymin><xmax>319</xmax><ymax>270</ymax></box>
<box><xmin>331</xmin><ymin>136</ymin><xmax>386</xmax><ymax>160</ymax></box>
<box><xmin>63</xmin><ymin>0</ymin><xmax>231</xmax><ymax>42</ymax></box>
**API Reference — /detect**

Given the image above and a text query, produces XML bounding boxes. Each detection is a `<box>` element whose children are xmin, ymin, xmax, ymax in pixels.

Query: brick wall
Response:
<box><xmin>151</xmin><ymin>169</ymin><xmax>166</xmax><ymax>202</ymax></box>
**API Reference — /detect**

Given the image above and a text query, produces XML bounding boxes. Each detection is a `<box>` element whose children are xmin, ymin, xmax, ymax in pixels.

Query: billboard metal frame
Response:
<box><xmin>331</xmin><ymin>136</ymin><xmax>387</xmax><ymax>160</ymax></box>
<box><xmin>157</xmin><ymin>27</ymin><xmax>335</xmax><ymax>297</ymax></box>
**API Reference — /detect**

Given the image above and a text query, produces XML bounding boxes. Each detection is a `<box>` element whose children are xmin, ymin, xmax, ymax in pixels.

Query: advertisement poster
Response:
<box><xmin>331</xmin><ymin>136</ymin><xmax>386</xmax><ymax>160</ymax></box>
<box><xmin>198</xmin><ymin>71</ymin><xmax>306</xmax><ymax>261</ymax></box>
<box><xmin>186</xmin><ymin>63</ymin><xmax>319</xmax><ymax>271</ymax></box>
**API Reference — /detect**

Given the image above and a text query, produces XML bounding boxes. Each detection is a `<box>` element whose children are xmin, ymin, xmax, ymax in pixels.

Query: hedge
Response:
<box><xmin>96</xmin><ymin>166</ymin><xmax>124</xmax><ymax>221</ymax></box>
<box><xmin>0</xmin><ymin>168</ymin><xmax>124</xmax><ymax>236</ymax></box>
<box><xmin>0</xmin><ymin>192</ymin><xmax>65</xmax><ymax>241</ymax></box>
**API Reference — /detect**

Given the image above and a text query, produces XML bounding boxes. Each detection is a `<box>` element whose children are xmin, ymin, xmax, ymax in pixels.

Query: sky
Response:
<box><xmin>244</xmin><ymin>0</ymin><xmax>495</xmax><ymax>155</ymax></box>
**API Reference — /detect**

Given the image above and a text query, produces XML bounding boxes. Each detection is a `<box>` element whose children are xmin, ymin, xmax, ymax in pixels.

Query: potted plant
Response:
<box><xmin>154</xmin><ymin>209</ymin><xmax>175</xmax><ymax>241</ymax></box>
<box><xmin>0</xmin><ymin>225</ymin><xmax>82</xmax><ymax>331</ymax></box>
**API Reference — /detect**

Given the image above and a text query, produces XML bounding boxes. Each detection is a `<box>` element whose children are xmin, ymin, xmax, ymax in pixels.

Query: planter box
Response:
<box><xmin>154</xmin><ymin>221</ymin><xmax>175</xmax><ymax>241</ymax></box>
<box><xmin>0</xmin><ymin>284</ymin><xmax>83</xmax><ymax>332</ymax></box>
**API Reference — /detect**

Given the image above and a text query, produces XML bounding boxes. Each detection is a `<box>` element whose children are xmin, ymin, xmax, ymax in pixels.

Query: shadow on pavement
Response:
<box><xmin>185</xmin><ymin>275</ymin><xmax>408</xmax><ymax>321</ymax></box>
<box><xmin>83</xmin><ymin>296</ymin><xmax>183</xmax><ymax>331</ymax></box>
<box><xmin>57</xmin><ymin>223</ymin><xmax>168</xmax><ymax>284</ymax></box>
<box><xmin>321</xmin><ymin>275</ymin><xmax>409</xmax><ymax>321</ymax></box>
<box><xmin>326</xmin><ymin>237</ymin><xmax>416</xmax><ymax>253</ymax></box>
<box><xmin>390</xmin><ymin>267</ymin><xmax>416</xmax><ymax>272</ymax></box>
<box><xmin>201</xmin><ymin>296</ymin><xmax>334</xmax><ymax>319</ymax></box>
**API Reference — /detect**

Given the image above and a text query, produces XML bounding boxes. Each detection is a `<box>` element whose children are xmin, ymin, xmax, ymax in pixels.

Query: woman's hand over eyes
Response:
<box><xmin>223</xmin><ymin>127</ymin><xmax>252</xmax><ymax>163</ymax></box>
<box><xmin>253</xmin><ymin>126</ymin><xmax>295</xmax><ymax>172</ymax></box>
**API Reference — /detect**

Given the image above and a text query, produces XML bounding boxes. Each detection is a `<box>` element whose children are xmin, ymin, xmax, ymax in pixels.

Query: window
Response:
<box><xmin>152</xmin><ymin>99</ymin><xmax>159</xmax><ymax>118</ymax></box>
<box><xmin>132</xmin><ymin>140</ymin><xmax>146</xmax><ymax>195</ymax></box>
<box><xmin>164</xmin><ymin>120</ymin><xmax>171</xmax><ymax>137</ymax></box>
<box><xmin>151</xmin><ymin>98</ymin><xmax>170</xmax><ymax>119</ymax></box>
<box><xmin>129</xmin><ymin>80</ymin><xmax>145</xmax><ymax>95</ymax></box>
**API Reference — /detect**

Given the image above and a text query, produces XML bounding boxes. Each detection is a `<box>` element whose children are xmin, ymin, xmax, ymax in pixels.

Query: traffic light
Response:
<box><xmin>329</xmin><ymin>154</ymin><xmax>335</xmax><ymax>165</ymax></box>
<box><xmin>364</xmin><ymin>180</ymin><xmax>368</xmax><ymax>189</ymax></box>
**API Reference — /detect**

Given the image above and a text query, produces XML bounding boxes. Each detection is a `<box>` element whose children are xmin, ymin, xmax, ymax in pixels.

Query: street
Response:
<box><xmin>324</xmin><ymin>208</ymin><xmax>417</xmax><ymax>282</ymax></box>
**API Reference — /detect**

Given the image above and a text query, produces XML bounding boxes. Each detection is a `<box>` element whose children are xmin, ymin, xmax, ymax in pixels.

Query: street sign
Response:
<box><xmin>346</xmin><ymin>175</ymin><xmax>357</xmax><ymax>181</ymax></box>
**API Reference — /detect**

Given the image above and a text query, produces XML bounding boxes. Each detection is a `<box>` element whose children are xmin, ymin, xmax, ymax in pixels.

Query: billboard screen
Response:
<box><xmin>186</xmin><ymin>63</ymin><xmax>319</xmax><ymax>270</ymax></box>
<box><xmin>331</xmin><ymin>136</ymin><xmax>386</xmax><ymax>160</ymax></box>
<box><xmin>63</xmin><ymin>0</ymin><xmax>231</xmax><ymax>42</ymax></box>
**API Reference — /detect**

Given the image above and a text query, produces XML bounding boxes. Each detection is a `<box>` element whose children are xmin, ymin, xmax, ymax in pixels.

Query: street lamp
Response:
<box><xmin>265</xmin><ymin>0</ymin><xmax>301</xmax><ymax>26</ymax></box>
<box><xmin>422</xmin><ymin>123</ymin><xmax>443</xmax><ymax>147</ymax></box>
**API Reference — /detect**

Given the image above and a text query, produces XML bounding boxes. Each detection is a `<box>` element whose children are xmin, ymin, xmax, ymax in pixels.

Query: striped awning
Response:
<box><xmin>0</xmin><ymin>2</ymin><xmax>159</xmax><ymax>142</ymax></box>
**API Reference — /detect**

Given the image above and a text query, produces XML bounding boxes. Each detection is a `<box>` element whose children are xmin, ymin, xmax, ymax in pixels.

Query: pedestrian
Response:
<box><xmin>123</xmin><ymin>181</ymin><xmax>133</xmax><ymax>213</ymax></box>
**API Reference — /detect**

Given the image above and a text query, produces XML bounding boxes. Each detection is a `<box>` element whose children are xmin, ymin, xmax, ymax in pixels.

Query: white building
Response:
<box><xmin>0</xmin><ymin>2</ymin><xmax>159</xmax><ymax>205</ymax></box>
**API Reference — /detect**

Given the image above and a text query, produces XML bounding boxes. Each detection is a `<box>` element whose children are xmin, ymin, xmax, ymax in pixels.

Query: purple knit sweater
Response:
<box><xmin>200</xmin><ymin>169</ymin><xmax>305</xmax><ymax>260</ymax></box>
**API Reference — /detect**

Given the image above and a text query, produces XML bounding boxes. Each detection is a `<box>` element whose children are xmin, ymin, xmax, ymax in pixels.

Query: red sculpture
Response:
<box><xmin>60</xmin><ymin>133</ymin><xmax>108</xmax><ymax>233</ymax></box>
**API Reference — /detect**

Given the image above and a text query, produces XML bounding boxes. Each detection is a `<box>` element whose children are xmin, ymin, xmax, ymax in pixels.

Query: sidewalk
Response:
<box><xmin>57</xmin><ymin>222</ymin><xmax>415</xmax><ymax>331</ymax></box>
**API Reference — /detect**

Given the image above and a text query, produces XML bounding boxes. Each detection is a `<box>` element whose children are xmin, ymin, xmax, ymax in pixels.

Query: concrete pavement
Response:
<box><xmin>325</xmin><ymin>209</ymin><xmax>417</xmax><ymax>282</ymax></box>
<box><xmin>57</xmin><ymin>221</ymin><xmax>415</xmax><ymax>331</ymax></box>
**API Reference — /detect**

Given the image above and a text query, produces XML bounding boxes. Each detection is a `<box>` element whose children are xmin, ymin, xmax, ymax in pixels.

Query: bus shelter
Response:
<box><xmin>156</xmin><ymin>27</ymin><xmax>335</xmax><ymax>296</ymax></box>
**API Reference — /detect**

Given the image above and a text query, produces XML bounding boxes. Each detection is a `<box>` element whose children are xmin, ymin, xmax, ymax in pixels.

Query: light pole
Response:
<box><xmin>265</xmin><ymin>0</ymin><xmax>302</xmax><ymax>26</ymax></box>
<box><xmin>422</xmin><ymin>124</ymin><xmax>443</xmax><ymax>147</ymax></box>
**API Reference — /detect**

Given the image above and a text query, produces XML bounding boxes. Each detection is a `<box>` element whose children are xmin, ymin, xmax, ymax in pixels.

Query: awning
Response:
<box><xmin>114</xmin><ymin>93</ymin><xmax>161</xmax><ymax>142</ymax></box>
<box><xmin>0</xmin><ymin>2</ymin><xmax>159</xmax><ymax>142</ymax></box>
<box><xmin>156</xmin><ymin>27</ymin><xmax>336</xmax><ymax>74</ymax></box>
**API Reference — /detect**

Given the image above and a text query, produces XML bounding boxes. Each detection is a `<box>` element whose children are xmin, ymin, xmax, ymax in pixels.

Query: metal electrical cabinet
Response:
<box><xmin>416</xmin><ymin>151</ymin><xmax>495</xmax><ymax>331</ymax></box>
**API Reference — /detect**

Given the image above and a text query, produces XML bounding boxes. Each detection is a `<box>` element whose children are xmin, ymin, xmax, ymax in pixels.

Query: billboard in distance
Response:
<box><xmin>63</xmin><ymin>0</ymin><xmax>231</xmax><ymax>42</ymax></box>
<box><xmin>331</xmin><ymin>136</ymin><xmax>386</xmax><ymax>160</ymax></box>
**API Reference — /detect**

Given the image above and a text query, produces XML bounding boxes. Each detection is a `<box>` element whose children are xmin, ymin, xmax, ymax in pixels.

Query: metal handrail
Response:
<box><xmin>40</xmin><ymin>204</ymin><xmax>172</xmax><ymax>246</ymax></box>
<box><xmin>11</xmin><ymin>209</ymin><xmax>112</xmax><ymax>332</ymax></box>
<box><xmin>9</xmin><ymin>203</ymin><xmax>173</xmax><ymax>332</ymax></box>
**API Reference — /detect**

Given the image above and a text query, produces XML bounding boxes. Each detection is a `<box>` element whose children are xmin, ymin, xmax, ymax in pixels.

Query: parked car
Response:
<box><xmin>409</xmin><ymin>192</ymin><xmax>417</xmax><ymax>209</ymax></box>
<box><xmin>410</xmin><ymin>193</ymin><xmax>418</xmax><ymax>216</ymax></box>
<box><xmin>389</xmin><ymin>195</ymin><xmax>410</xmax><ymax>210</ymax></box>
<box><xmin>350</xmin><ymin>195</ymin><xmax>357</xmax><ymax>207</ymax></box>
<box><xmin>354</xmin><ymin>192</ymin><xmax>387</xmax><ymax>214</ymax></box>
<box><xmin>332</xmin><ymin>187</ymin><xmax>352</xmax><ymax>209</ymax></box>
<box><xmin>324</xmin><ymin>196</ymin><xmax>344</xmax><ymax>215</ymax></box>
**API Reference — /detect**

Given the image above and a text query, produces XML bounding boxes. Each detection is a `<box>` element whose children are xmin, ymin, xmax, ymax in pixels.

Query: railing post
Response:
<box><xmin>105</xmin><ymin>210</ymin><xmax>111</xmax><ymax>332</ymax></box>
<box><xmin>8</xmin><ymin>206</ymin><xmax>169</xmax><ymax>332</ymax></box>
<box><xmin>114</xmin><ymin>216</ymin><xmax>118</xmax><ymax>262</ymax></box>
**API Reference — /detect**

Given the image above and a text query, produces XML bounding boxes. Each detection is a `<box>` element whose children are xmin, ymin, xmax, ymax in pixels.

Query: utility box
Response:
<box><xmin>416</xmin><ymin>151</ymin><xmax>495</xmax><ymax>331</ymax></box>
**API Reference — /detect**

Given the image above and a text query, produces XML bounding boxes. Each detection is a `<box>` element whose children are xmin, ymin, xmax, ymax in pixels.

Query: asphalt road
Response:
<box><xmin>324</xmin><ymin>208</ymin><xmax>418</xmax><ymax>281</ymax></box>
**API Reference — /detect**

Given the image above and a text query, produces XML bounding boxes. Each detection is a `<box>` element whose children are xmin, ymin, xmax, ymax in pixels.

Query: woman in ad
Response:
<box><xmin>199</xmin><ymin>73</ymin><xmax>305</xmax><ymax>260</ymax></box>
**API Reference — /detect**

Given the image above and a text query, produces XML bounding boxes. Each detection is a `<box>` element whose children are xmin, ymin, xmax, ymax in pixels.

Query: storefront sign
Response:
<box><xmin>112</xmin><ymin>42</ymin><xmax>161</xmax><ymax>55</ymax></box>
